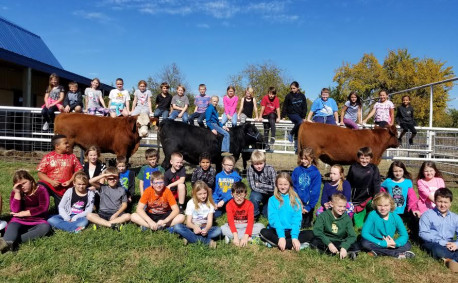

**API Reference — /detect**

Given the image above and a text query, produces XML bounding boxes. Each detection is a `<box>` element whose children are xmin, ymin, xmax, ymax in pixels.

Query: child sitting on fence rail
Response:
<box><xmin>41</xmin><ymin>73</ymin><xmax>65</xmax><ymax>131</ymax></box>
<box><xmin>85</xmin><ymin>78</ymin><xmax>109</xmax><ymax>116</ymax></box>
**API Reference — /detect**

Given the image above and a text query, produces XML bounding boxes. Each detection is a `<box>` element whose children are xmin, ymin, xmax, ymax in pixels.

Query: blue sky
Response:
<box><xmin>1</xmin><ymin>0</ymin><xmax>457</xmax><ymax>108</ymax></box>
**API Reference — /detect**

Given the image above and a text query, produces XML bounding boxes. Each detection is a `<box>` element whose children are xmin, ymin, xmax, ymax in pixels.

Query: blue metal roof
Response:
<box><xmin>0</xmin><ymin>16</ymin><xmax>63</xmax><ymax>69</ymax></box>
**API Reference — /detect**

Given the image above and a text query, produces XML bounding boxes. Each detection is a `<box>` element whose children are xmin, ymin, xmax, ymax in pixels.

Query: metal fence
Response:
<box><xmin>0</xmin><ymin>106</ymin><xmax>457</xmax><ymax>176</ymax></box>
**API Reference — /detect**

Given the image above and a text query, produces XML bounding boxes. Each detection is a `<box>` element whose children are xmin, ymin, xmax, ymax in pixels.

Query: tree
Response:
<box><xmin>333</xmin><ymin>49</ymin><xmax>455</xmax><ymax>126</ymax></box>
<box><xmin>228</xmin><ymin>61</ymin><xmax>291</xmax><ymax>104</ymax></box>
<box><xmin>146</xmin><ymin>63</ymin><xmax>194</xmax><ymax>107</ymax></box>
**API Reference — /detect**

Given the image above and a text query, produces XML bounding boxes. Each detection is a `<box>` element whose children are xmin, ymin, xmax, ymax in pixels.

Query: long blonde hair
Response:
<box><xmin>192</xmin><ymin>181</ymin><xmax>215</xmax><ymax>209</ymax></box>
<box><xmin>330</xmin><ymin>164</ymin><xmax>345</xmax><ymax>192</ymax></box>
<box><xmin>47</xmin><ymin>73</ymin><xmax>59</xmax><ymax>93</ymax></box>
<box><xmin>274</xmin><ymin>172</ymin><xmax>302</xmax><ymax>211</ymax></box>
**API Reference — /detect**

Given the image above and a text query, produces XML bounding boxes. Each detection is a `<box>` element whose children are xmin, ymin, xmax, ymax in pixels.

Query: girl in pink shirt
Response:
<box><xmin>363</xmin><ymin>90</ymin><xmax>394</xmax><ymax>128</ymax></box>
<box><xmin>416</xmin><ymin>161</ymin><xmax>445</xmax><ymax>214</ymax></box>
<box><xmin>221</xmin><ymin>86</ymin><xmax>239</xmax><ymax>127</ymax></box>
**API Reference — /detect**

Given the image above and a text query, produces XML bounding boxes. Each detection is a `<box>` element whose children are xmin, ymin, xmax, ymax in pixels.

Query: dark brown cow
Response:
<box><xmin>54</xmin><ymin>113</ymin><xmax>157</xmax><ymax>159</ymax></box>
<box><xmin>297</xmin><ymin>122</ymin><xmax>399</xmax><ymax>165</ymax></box>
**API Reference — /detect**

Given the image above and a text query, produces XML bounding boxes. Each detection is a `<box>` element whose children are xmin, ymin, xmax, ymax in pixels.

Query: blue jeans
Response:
<box><xmin>47</xmin><ymin>215</ymin><xmax>89</xmax><ymax>232</ymax></box>
<box><xmin>210</xmin><ymin>123</ymin><xmax>230</xmax><ymax>152</ymax></box>
<box><xmin>188</xmin><ymin>112</ymin><xmax>206</xmax><ymax>127</ymax></box>
<box><xmin>287</xmin><ymin>114</ymin><xmax>303</xmax><ymax>138</ymax></box>
<box><xmin>154</xmin><ymin>108</ymin><xmax>169</xmax><ymax>119</ymax></box>
<box><xmin>313</xmin><ymin>115</ymin><xmax>336</xmax><ymax>125</ymax></box>
<box><xmin>249</xmin><ymin>190</ymin><xmax>272</xmax><ymax>218</ymax></box>
<box><xmin>173</xmin><ymin>223</ymin><xmax>221</xmax><ymax>245</ymax></box>
<box><xmin>168</xmin><ymin>110</ymin><xmax>189</xmax><ymax>123</ymax></box>
<box><xmin>422</xmin><ymin>241</ymin><xmax>458</xmax><ymax>261</ymax></box>
<box><xmin>222</xmin><ymin>113</ymin><xmax>238</xmax><ymax>127</ymax></box>
<box><xmin>361</xmin><ymin>238</ymin><xmax>412</xmax><ymax>257</ymax></box>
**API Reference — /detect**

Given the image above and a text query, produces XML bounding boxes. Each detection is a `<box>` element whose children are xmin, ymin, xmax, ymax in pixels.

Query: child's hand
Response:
<box><xmin>156</xmin><ymin>220</ymin><xmax>166</xmax><ymax>228</ymax></box>
<box><xmin>292</xmin><ymin>239</ymin><xmax>301</xmax><ymax>251</ymax></box>
<box><xmin>217</xmin><ymin>200</ymin><xmax>224</xmax><ymax>208</ymax></box>
<box><xmin>328</xmin><ymin>243</ymin><xmax>338</xmax><ymax>254</ymax></box>
<box><xmin>412</xmin><ymin>210</ymin><xmax>421</xmax><ymax>218</ymax></box>
<box><xmin>178</xmin><ymin>113</ymin><xmax>183</xmax><ymax>118</ymax></box>
<box><xmin>278</xmin><ymin>238</ymin><xmax>286</xmax><ymax>251</ymax></box>
<box><xmin>276</xmin><ymin>117</ymin><xmax>280</xmax><ymax>123</ymax></box>
<box><xmin>232</xmin><ymin>236</ymin><xmax>240</xmax><ymax>247</ymax></box>
<box><xmin>339</xmin><ymin>248</ymin><xmax>348</xmax><ymax>259</ymax></box>
<box><xmin>383</xmin><ymin>236</ymin><xmax>396</xmax><ymax>248</ymax></box>
<box><xmin>50</xmin><ymin>180</ymin><xmax>61</xmax><ymax>188</ymax></box>
<box><xmin>193</xmin><ymin>226</ymin><xmax>202</xmax><ymax>235</ymax></box>
<box><xmin>11</xmin><ymin>211</ymin><xmax>29</xmax><ymax>217</ymax></box>
<box><xmin>109</xmin><ymin>213</ymin><xmax>118</xmax><ymax>221</ymax></box>
<box><xmin>324</xmin><ymin>202</ymin><xmax>331</xmax><ymax>209</ymax></box>
<box><xmin>128</xmin><ymin>196</ymin><xmax>132</xmax><ymax>203</ymax></box>
<box><xmin>149</xmin><ymin>221</ymin><xmax>158</xmax><ymax>230</ymax></box>
<box><xmin>446</xmin><ymin>242</ymin><xmax>457</xmax><ymax>251</ymax></box>
<box><xmin>223</xmin><ymin>126</ymin><xmax>229</xmax><ymax>131</ymax></box>
<box><xmin>302</xmin><ymin>208</ymin><xmax>308</xmax><ymax>214</ymax></box>
<box><xmin>12</xmin><ymin>183</ymin><xmax>22</xmax><ymax>194</ymax></box>
<box><xmin>62</xmin><ymin>180</ymin><xmax>71</xmax><ymax>187</ymax></box>
<box><xmin>211</xmin><ymin>129</ymin><xmax>217</xmax><ymax>135</ymax></box>
<box><xmin>201</xmin><ymin>227</ymin><xmax>207</xmax><ymax>236</ymax></box>
<box><xmin>64</xmin><ymin>106</ymin><xmax>70</xmax><ymax>113</ymax></box>
<box><xmin>240</xmin><ymin>235</ymin><xmax>250</xmax><ymax>247</ymax></box>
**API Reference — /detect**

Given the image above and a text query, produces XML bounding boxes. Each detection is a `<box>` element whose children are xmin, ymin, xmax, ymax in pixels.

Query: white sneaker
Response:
<box><xmin>225</xmin><ymin>236</ymin><xmax>230</xmax><ymax>244</ymax></box>
<box><xmin>42</xmin><ymin>122</ymin><xmax>49</xmax><ymax>131</ymax></box>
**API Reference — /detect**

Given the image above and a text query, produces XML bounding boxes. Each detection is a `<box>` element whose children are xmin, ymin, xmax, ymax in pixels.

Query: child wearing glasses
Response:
<box><xmin>213</xmin><ymin>156</ymin><xmax>242</xmax><ymax>218</ymax></box>
<box><xmin>131</xmin><ymin>171</ymin><xmax>185</xmax><ymax>231</ymax></box>
<box><xmin>221</xmin><ymin>182</ymin><xmax>265</xmax><ymax>247</ymax></box>
<box><xmin>87</xmin><ymin>167</ymin><xmax>131</xmax><ymax>230</ymax></box>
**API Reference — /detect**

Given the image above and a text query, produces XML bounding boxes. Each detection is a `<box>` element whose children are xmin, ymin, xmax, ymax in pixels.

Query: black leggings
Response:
<box><xmin>311</xmin><ymin>237</ymin><xmax>361</xmax><ymax>253</ymax></box>
<box><xmin>42</xmin><ymin>105</ymin><xmax>59</xmax><ymax>123</ymax></box>
<box><xmin>3</xmin><ymin>222</ymin><xmax>51</xmax><ymax>244</ymax></box>
<box><xmin>263</xmin><ymin>113</ymin><xmax>277</xmax><ymax>143</ymax></box>
<box><xmin>260</xmin><ymin>228</ymin><xmax>314</xmax><ymax>250</ymax></box>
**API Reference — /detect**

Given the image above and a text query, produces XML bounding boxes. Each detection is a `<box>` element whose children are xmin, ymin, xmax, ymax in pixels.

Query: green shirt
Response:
<box><xmin>313</xmin><ymin>209</ymin><xmax>357</xmax><ymax>250</ymax></box>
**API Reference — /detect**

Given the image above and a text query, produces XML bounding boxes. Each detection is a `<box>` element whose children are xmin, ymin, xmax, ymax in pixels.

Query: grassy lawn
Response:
<box><xmin>0</xmin><ymin>160</ymin><xmax>457</xmax><ymax>282</ymax></box>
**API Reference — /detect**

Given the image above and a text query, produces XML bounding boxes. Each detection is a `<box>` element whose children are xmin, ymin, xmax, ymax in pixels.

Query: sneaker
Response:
<box><xmin>349</xmin><ymin>252</ymin><xmax>358</xmax><ymax>261</ymax></box>
<box><xmin>270</xmin><ymin>137</ymin><xmax>276</xmax><ymax>145</ymax></box>
<box><xmin>264</xmin><ymin>144</ymin><xmax>271</xmax><ymax>151</ymax></box>
<box><xmin>111</xmin><ymin>224</ymin><xmax>121</xmax><ymax>232</ymax></box>
<box><xmin>141</xmin><ymin>226</ymin><xmax>149</xmax><ymax>232</ymax></box>
<box><xmin>183</xmin><ymin>238</ymin><xmax>188</xmax><ymax>246</ymax></box>
<box><xmin>444</xmin><ymin>258</ymin><xmax>458</xmax><ymax>273</ymax></box>
<box><xmin>209</xmin><ymin>240</ymin><xmax>217</xmax><ymax>249</ymax></box>
<box><xmin>92</xmin><ymin>224</ymin><xmax>98</xmax><ymax>231</ymax></box>
<box><xmin>265</xmin><ymin>242</ymin><xmax>272</xmax><ymax>248</ymax></box>
<box><xmin>367</xmin><ymin>250</ymin><xmax>378</xmax><ymax>257</ymax></box>
<box><xmin>287</xmin><ymin>133</ymin><xmax>293</xmax><ymax>143</ymax></box>
<box><xmin>221</xmin><ymin>152</ymin><xmax>233</xmax><ymax>157</ymax></box>
<box><xmin>404</xmin><ymin>251</ymin><xmax>416</xmax><ymax>259</ymax></box>
<box><xmin>300</xmin><ymin>242</ymin><xmax>310</xmax><ymax>250</ymax></box>
<box><xmin>42</xmin><ymin>122</ymin><xmax>49</xmax><ymax>131</ymax></box>
<box><xmin>74</xmin><ymin>226</ymin><xmax>85</xmax><ymax>233</ymax></box>
<box><xmin>224</xmin><ymin>236</ymin><xmax>230</xmax><ymax>244</ymax></box>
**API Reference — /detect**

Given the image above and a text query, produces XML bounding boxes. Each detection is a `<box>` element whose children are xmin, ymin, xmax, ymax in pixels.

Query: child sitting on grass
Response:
<box><xmin>87</xmin><ymin>167</ymin><xmax>131</xmax><ymax>230</ymax></box>
<box><xmin>419</xmin><ymin>188</ymin><xmax>458</xmax><ymax>273</ymax></box>
<box><xmin>361</xmin><ymin>192</ymin><xmax>415</xmax><ymax>259</ymax></box>
<box><xmin>191</xmin><ymin>152</ymin><xmax>216</xmax><ymax>189</ymax></box>
<box><xmin>173</xmin><ymin>181</ymin><xmax>221</xmax><ymax>248</ymax></box>
<box><xmin>260</xmin><ymin>172</ymin><xmax>314</xmax><ymax>251</ymax></box>
<box><xmin>47</xmin><ymin>171</ymin><xmax>94</xmax><ymax>233</ymax></box>
<box><xmin>131</xmin><ymin>171</ymin><xmax>184</xmax><ymax>231</ymax></box>
<box><xmin>0</xmin><ymin>170</ymin><xmax>50</xmax><ymax>253</ymax></box>
<box><xmin>311</xmin><ymin>193</ymin><xmax>359</xmax><ymax>260</ymax></box>
<box><xmin>221</xmin><ymin>182</ymin><xmax>265</xmax><ymax>247</ymax></box>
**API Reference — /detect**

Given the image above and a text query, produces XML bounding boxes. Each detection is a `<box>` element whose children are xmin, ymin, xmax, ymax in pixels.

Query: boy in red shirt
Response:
<box><xmin>221</xmin><ymin>182</ymin><xmax>265</xmax><ymax>247</ymax></box>
<box><xmin>37</xmin><ymin>134</ymin><xmax>83</xmax><ymax>208</ymax></box>
<box><xmin>258</xmin><ymin>87</ymin><xmax>281</xmax><ymax>150</ymax></box>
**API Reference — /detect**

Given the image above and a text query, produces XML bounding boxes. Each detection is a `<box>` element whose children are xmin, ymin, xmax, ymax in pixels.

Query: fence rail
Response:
<box><xmin>0</xmin><ymin>106</ymin><xmax>457</xmax><ymax>176</ymax></box>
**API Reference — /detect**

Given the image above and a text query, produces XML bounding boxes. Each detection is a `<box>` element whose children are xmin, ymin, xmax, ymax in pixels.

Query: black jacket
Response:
<box><xmin>281</xmin><ymin>91</ymin><xmax>307</xmax><ymax>118</ymax></box>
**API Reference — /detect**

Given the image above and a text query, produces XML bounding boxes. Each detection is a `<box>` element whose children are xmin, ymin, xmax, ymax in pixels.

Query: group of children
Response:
<box><xmin>0</xmin><ymin>132</ymin><xmax>456</xmax><ymax>272</ymax></box>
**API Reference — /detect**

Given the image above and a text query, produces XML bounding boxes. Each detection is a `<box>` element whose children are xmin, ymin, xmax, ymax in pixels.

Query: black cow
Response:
<box><xmin>158</xmin><ymin>120</ymin><xmax>263</xmax><ymax>171</ymax></box>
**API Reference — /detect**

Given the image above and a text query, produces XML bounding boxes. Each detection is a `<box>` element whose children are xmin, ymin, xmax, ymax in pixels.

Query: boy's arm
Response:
<box><xmin>191</xmin><ymin>169</ymin><xmax>198</xmax><ymax>186</ymax></box>
<box><xmin>226</xmin><ymin>202</ymin><xmax>238</xmax><ymax>235</ymax></box>
<box><xmin>139</xmin><ymin>180</ymin><xmax>144</xmax><ymax>195</ymax></box>
<box><xmin>63</xmin><ymin>93</ymin><xmax>70</xmax><ymax>107</ymax></box>
<box><xmin>419</xmin><ymin>212</ymin><xmax>445</xmax><ymax>245</ymax></box>
<box><xmin>168</xmin><ymin>176</ymin><xmax>185</xmax><ymax>188</ymax></box>
<box><xmin>306</xmin><ymin>110</ymin><xmax>314</xmax><ymax>122</ymax></box>
<box><xmin>259</xmin><ymin>105</ymin><xmax>265</xmax><ymax>120</ymax></box>
<box><xmin>340</xmin><ymin>217</ymin><xmax>357</xmax><ymax>250</ymax></box>
<box><xmin>89</xmin><ymin>174</ymin><xmax>107</xmax><ymax>189</ymax></box>
<box><xmin>163</xmin><ymin>204</ymin><xmax>179</xmax><ymax>224</ymax></box>
<box><xmin>136</xmin><ymin>201</ymin><xmax>155</xmax><ymax>225</ymax></box>
<box><xmin>111</xmin><ymin>202</ymin><xmax>127</xmax><ymax>219</ymax></box>
<box><xmin>37</xmin><ymin>171</ymin><xmax>60</xmax><ymax>188</ymax></box>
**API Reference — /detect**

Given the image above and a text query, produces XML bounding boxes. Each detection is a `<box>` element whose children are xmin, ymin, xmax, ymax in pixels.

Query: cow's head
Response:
<box><xmin>243</xmin><ymin>123</ymin><xmax>263</xmax><ymax>146</ymax></box>
<box><xmin>135</xmin><ymin>113</ymin><xmax>152</xmax><ymax>137</ymax></box>
<box><xmin>387</xmin><ymin>124</ymin><xmax>400</xmax><ymax>148</ymax></box>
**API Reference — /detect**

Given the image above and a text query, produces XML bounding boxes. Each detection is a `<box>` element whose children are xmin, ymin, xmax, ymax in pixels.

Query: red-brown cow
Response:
<box><xmin>297</xmin><ymin>122</ymin><xmax>399</xmax><ymax>165</ymax></box>
<box><xmin>54</xmin><ymin>113</ymin><xmax>157</xmax><ymax>159</ymax></box>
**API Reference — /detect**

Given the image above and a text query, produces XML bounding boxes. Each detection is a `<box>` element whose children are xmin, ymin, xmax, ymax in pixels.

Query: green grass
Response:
<box><xmin>0</xmin><ymin>161</ymin><xmax>457</xmax><ymax>282</ymax></box>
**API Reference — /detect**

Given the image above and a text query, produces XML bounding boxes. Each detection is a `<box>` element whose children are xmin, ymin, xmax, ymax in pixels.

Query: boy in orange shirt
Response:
<box><xmin>131</xmin><ymin>171</ymin><xmax>185</xmax><ymax>231</ymax></box>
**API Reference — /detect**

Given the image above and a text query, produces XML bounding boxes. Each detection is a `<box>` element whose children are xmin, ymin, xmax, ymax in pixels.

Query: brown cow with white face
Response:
<box><xmin>297</xmin><ymin>122</ymin><xmax>399</xmax><ymax>165</ymax></box>
<box><xmin>54</xmin><ymin>113</ymin><xmax>157</xmax><ymax>159</ymax></box>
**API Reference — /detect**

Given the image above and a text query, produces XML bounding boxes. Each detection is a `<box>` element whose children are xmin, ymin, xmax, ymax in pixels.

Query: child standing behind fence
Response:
<box><xmin>85</xmin><ymin>78</ymin><xmax>109</xmax><ymax>116</ymax></box>
<box><xmin>41</xmin><ymin>73</ymin><xmax>65</xmax><ymax>131</ymax></box>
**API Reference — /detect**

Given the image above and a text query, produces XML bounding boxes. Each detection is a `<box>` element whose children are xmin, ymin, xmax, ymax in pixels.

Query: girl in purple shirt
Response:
<box><xmin>0</xmin><ymin>170</ymin><xmax>50</xmax><ymax>252</ymax></box>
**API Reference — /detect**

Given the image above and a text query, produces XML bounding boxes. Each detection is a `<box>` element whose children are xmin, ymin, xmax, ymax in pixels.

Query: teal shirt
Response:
<box><xmin>361</xmin><ymin>210</ymin><xmax>409</xmax><ymax>248</ymax></box>
<box><xmin>267</xmin><ymin>193</ymin><xmax>302</xmax><ymax>239</ymax></box>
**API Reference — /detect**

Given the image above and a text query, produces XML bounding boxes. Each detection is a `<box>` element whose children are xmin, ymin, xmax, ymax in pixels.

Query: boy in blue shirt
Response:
<box><xmin>307</xmin><ymin>88</ymin><xmax>339</xmax><ymax>125</ymax></box>
<box><xmin>419</xmin><ymin>188</ymin><xmax>458</xmax><ymax>272</ymax></box>
<box><xmin>188</xmin><ymin>84</ymin><xmax>211</xmax><ymax>127</ymax></box>
<box><xmin>116</xmin><ymin>156</ymin><xmax>135</xmax><ymax>212</ymax></box>
<box><xmin>213</xmin><ymin>156</ymin><xmax>241</xmax><ymax>218</ymax></box>
<box><xmin>205</xmin><ymin>96</ymin><xmax>231</xmax><ymax>157</ymax></box>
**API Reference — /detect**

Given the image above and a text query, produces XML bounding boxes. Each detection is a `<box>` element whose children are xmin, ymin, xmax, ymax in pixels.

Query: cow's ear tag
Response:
<box><xmin>152</xmin><ymin>121</ymin><xmax>157</xmax><ymax>126</ymax></box>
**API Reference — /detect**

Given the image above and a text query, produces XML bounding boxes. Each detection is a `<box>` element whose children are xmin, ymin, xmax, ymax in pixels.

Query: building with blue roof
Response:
<box><xmin>0</xmin><ymin>16</ymin><xmax>112</xmax><ymax>107</ymax></box>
